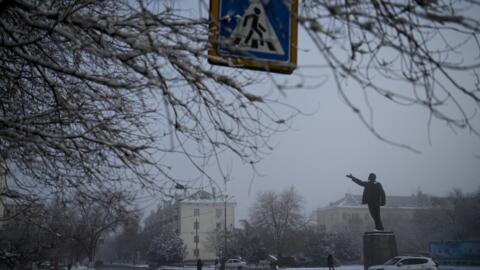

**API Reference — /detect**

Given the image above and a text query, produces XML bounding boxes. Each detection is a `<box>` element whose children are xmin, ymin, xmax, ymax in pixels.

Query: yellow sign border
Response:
<box><xmin>208</xmin><ymin>0</ymin><xmax>298</xmax><ymax>74</ymax></box>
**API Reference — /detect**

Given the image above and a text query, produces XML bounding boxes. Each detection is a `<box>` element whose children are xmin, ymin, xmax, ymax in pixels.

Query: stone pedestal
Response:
<box><xmin>363</xmin><ymin>231</ymin><xmax>398</xmax><ymax>270</ymax></box>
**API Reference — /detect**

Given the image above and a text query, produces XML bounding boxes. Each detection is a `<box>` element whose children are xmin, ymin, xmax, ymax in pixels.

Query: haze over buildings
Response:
<box><xmin>144</xmin><ymin>1</ymin><xmax>480</xmax><ymax>224</ymax></box>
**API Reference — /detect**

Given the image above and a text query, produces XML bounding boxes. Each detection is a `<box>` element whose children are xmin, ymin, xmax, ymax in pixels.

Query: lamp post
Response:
<box><xmin>220</xmin><ymin>180</ymin><xmax>228</xmax><ymax>270</ymax></box>
<box><xmin>223</xmin><ymin>195</ymin><xmax>227</xmax><ymax>267</ymax></box>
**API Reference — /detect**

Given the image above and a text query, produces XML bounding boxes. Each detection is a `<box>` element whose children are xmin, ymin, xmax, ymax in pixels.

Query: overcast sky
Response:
<box><xmin>143</xmin><ymin>1</ymin><xmax>480</xmax><ymax>223</ymax></box>
<box><xmin>226</xmin><ymin>67</ymin><xmax>480</xmax><ymax>221</ymax></box>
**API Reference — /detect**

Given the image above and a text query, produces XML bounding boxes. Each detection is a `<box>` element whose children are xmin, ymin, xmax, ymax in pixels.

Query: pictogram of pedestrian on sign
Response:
<box><xmin>243</xmin><ymin>7</ymin><xmax>266</xmax><ymax>48</ymax></box>
<box><xmin>208</xmin><ymin>0</ymin><xmax>298</xmax><ymax>74</ymax></box>
<box><xmin>228</xmin><ymin>1</ymin><xmax>284</xmax><ymax>55</ymax></box>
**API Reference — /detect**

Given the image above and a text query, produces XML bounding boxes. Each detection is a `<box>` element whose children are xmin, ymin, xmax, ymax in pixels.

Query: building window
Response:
<box><xmin>216</xmin><ymin>222</ymin><xmax>222</xmax><ymax>229</ymax></box>
<box><xmin>216</xmin><ymin>209</ymin><xmax>222</xmax><ymax>218</ymax></box>
<box><xmin>194</xmin><ymin>208</ymin><xmax>200</xmax><ymax>216</ymax></box>
<box><xmin>194</xmin><ymin>220</ymin><xmax>199</xmax><ymax>230</ymax></box>
<box><xmin>194</xmin><ymin>235</ymin><xmax>199</xmax><ymax>243</ymax></box>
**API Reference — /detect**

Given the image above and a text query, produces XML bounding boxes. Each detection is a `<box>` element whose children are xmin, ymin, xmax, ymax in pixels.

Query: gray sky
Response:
<box><xmin>228</xmin><ymin>77</ymin><xmax>480</xmax><ymax>221</ymax></box>
<box><xmin>145</xmin><ymin>1</ymin><xmax>480</xmax><ymax>223</ymax></box>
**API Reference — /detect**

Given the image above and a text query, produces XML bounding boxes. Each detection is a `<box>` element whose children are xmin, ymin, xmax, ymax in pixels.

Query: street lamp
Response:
<box><xmin>222</xmin><ymin>195</ymin><xmax>227</xmax><ymax>270</ymax></box>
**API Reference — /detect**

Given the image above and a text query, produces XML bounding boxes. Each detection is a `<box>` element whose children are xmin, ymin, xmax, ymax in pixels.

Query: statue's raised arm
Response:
<box><xmin>346</xmin><ymin>174</ymin><xmax>367</xmax><ymax>187</ymax></box>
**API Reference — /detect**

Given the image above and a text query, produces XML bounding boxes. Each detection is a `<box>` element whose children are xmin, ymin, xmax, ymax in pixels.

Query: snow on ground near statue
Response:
<box><xmin>283</xmin><ymin>266</ymin><xmax>480</xmax><ymax>270</ymax></box>
<box><xmin>160</xmin><ymin>267</ymin><xmax>357</xmax><ymax>270</ymax></box>
<box><xmin>281</xmin><ymin>266</ymin><xmax>480</xmax><ymax>270</ymax></box>
<box><xmin>156</xmin><ymin>266</ymin><xmax>479</xmax><ymax>270</ymax></box>
<box><xmin>283</xmin><ymin>266</ymin><xmax>364</xmax><ymax>270</ymax></box>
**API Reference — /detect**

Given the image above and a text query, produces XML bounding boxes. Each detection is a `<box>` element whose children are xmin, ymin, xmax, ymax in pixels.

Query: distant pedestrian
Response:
<box><xmin>197</xmin><ymin>259</ymin><xmax>203</xmax><ymax>270</ymax></box>
<box><xmin>327</xmin><ymin>254</ymin><xmax>335</xmax><ymax>270</ymax></box>
<box><xmin>214</xmin><ymin>258</ymin><xmax>219</xmax><ymax>270</ymax></box>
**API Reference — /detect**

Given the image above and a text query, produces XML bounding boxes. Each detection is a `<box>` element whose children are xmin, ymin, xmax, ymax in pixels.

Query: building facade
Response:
<box><xmin>145</xmin><ymin>190</ymin><xmax>236</xmax><ymax>262</ymax></box>
<box><xmin>178</xmin><ymin>192</ymin><xmax>236</xmax><ymax>262</ymax></box>
<box><xmin>316</xmin><ymin>192</ymin><xmax>445</xmax><ymax>255</ymax></box>
<box><xmin>316</xmin><ymin>193</ymin><xmax>434</xmax><ymax>233</ymax></box>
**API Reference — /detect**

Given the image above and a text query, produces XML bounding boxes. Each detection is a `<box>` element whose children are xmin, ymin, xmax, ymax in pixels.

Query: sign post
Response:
<box><xmin>209</xmin><ymin>0</ymin><xmax>298</xmax><ymax>74</ymax></box>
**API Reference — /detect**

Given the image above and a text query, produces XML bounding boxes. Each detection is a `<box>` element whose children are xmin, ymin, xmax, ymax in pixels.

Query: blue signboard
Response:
<box><xmin>430</xmin><ymin>241</ymin><xmax>480</xmax><ymax>265</ymax></box>
<box><xmin>209</xmin><ymin>0</ymin><xmax>298</xmax><ymax>74</ymax></box>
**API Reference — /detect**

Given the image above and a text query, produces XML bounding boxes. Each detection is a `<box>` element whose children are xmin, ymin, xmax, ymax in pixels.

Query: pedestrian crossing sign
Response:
<box><xmin>209</xmin><ymin>0</ymin><xmax>298</xmax><ymax>74</ymax></box>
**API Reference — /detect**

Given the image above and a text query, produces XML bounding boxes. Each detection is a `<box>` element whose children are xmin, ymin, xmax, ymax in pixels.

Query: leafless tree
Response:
<box><xmin>146</xmin><ymin>225</ymin><xmax>186</xmax><ymax>265</ymax></box>
<box><xmin>300</xmin><ymin>0</ymin><xmax>480</xmax><ymax>151</ymax></box>
<box><xmin>229</xmin><ymin>219</ymin><xmax>265</xmax><ymax>260</ymax></box>
<box><xmin>61</xmin><ymin>191</ymin><xmax>132</xmax><ymax>266</ymax></box>
<box><xmin>415</xmin><ymin>188</ymin><xmax>480</xmax><ymax>241</ymax></box>
<box><xmin>0</xmin><ymin>202</ymin><xmax>57</xmax><ymax>269</ymax></box>
<box><xmin>1</xmin><ymin>0</ymin><xmax>480</xmax><ymax>218</ymax></box>
<box><xmin>110</xmin><ymin>215</ymin><xmax>143</xmax><ymax>264</ymax></box>
<box><xmin>0</xmin><ymin>0</ymin><xmax>293</xmax><ymax>210</ymax></box>
<box><xmin>249</xmin><ymin>187</ymin><xmax>306</xmax><ymax>257</ymax></box>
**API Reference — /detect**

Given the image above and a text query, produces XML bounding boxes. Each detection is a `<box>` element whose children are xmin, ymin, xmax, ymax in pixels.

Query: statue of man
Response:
<box><xmin>346</xmin><ymin>173</ymin><xmax>386</xmax><ymax>230</ymax></box>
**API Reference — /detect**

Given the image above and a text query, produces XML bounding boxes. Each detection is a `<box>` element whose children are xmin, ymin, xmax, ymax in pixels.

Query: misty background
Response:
<box><xmin>138</xmin><ymin>1</ymin><xmax>480</xmax><ymax>223</ymax></box>
<box><xmin>2</xmin><ymin>0</ymin><xmax>480</xmax><ymax>268</ymax></box>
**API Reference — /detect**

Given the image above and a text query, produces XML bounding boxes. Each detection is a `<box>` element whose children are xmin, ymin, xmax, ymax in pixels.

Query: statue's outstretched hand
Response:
<box><xmin>346</xmin><ymin>174</ymin><xmax>353</xmax><ymax>179</ymax></box>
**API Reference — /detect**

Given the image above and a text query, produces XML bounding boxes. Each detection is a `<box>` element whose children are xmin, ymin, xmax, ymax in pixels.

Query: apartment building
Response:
<box><xmin>178</xmin><ymin>190</ymin><xmax>236</xmax><ymax>261</ymax></box>
<box><xmin>145</xmin><ymin>190</ymin><xmax>236</xmax><ymax>262</ymax></box>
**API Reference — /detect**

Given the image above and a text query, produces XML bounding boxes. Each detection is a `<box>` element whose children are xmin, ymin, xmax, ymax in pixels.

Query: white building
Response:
<box><xmin>177</xmin><ymin>191</ymin><xmax>236</xmax><ymax>262</ymax></box>
<box><xmin>145</xmin><ymin>190</ymin><xmax>236</xmax><ymax>262</ymax></box>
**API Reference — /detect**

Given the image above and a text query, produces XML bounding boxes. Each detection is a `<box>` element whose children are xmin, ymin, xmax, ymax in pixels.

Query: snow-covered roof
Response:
<box><xmin>179</xmin><ymin>199</ymin><xmax>236</xmax><ymax>205</ymax></box>
<box><xmin>176</xmin><ymin>190</ymin><xmax>235</xmax><ymax>205</ymax></box>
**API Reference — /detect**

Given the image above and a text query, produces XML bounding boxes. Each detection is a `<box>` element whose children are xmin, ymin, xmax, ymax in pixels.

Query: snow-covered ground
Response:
<box><xmin>280</xmin><ymin>266</ymin><xmax>480</xmax><ymax>270</ymax></box>
<box><xmin>281</xmin><ymin>266</ymin><xmax>364</xmax><ymax>270</ymax></box>
<box><xmin>71</xmin><ymin>266</ymin><xmax>95</xmax><ymax>270</ymax></box>
<box><xmin>156</xmin><ymin>266</ymin><xmax>480</xmax><ymax>270</ymax></box>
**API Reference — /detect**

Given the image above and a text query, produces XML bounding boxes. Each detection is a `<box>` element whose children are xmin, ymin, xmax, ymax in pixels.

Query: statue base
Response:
<box><xmin>363</xmin><ymin>231</ymin><xmax>398</xmax><ymax>270</ymax></box>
